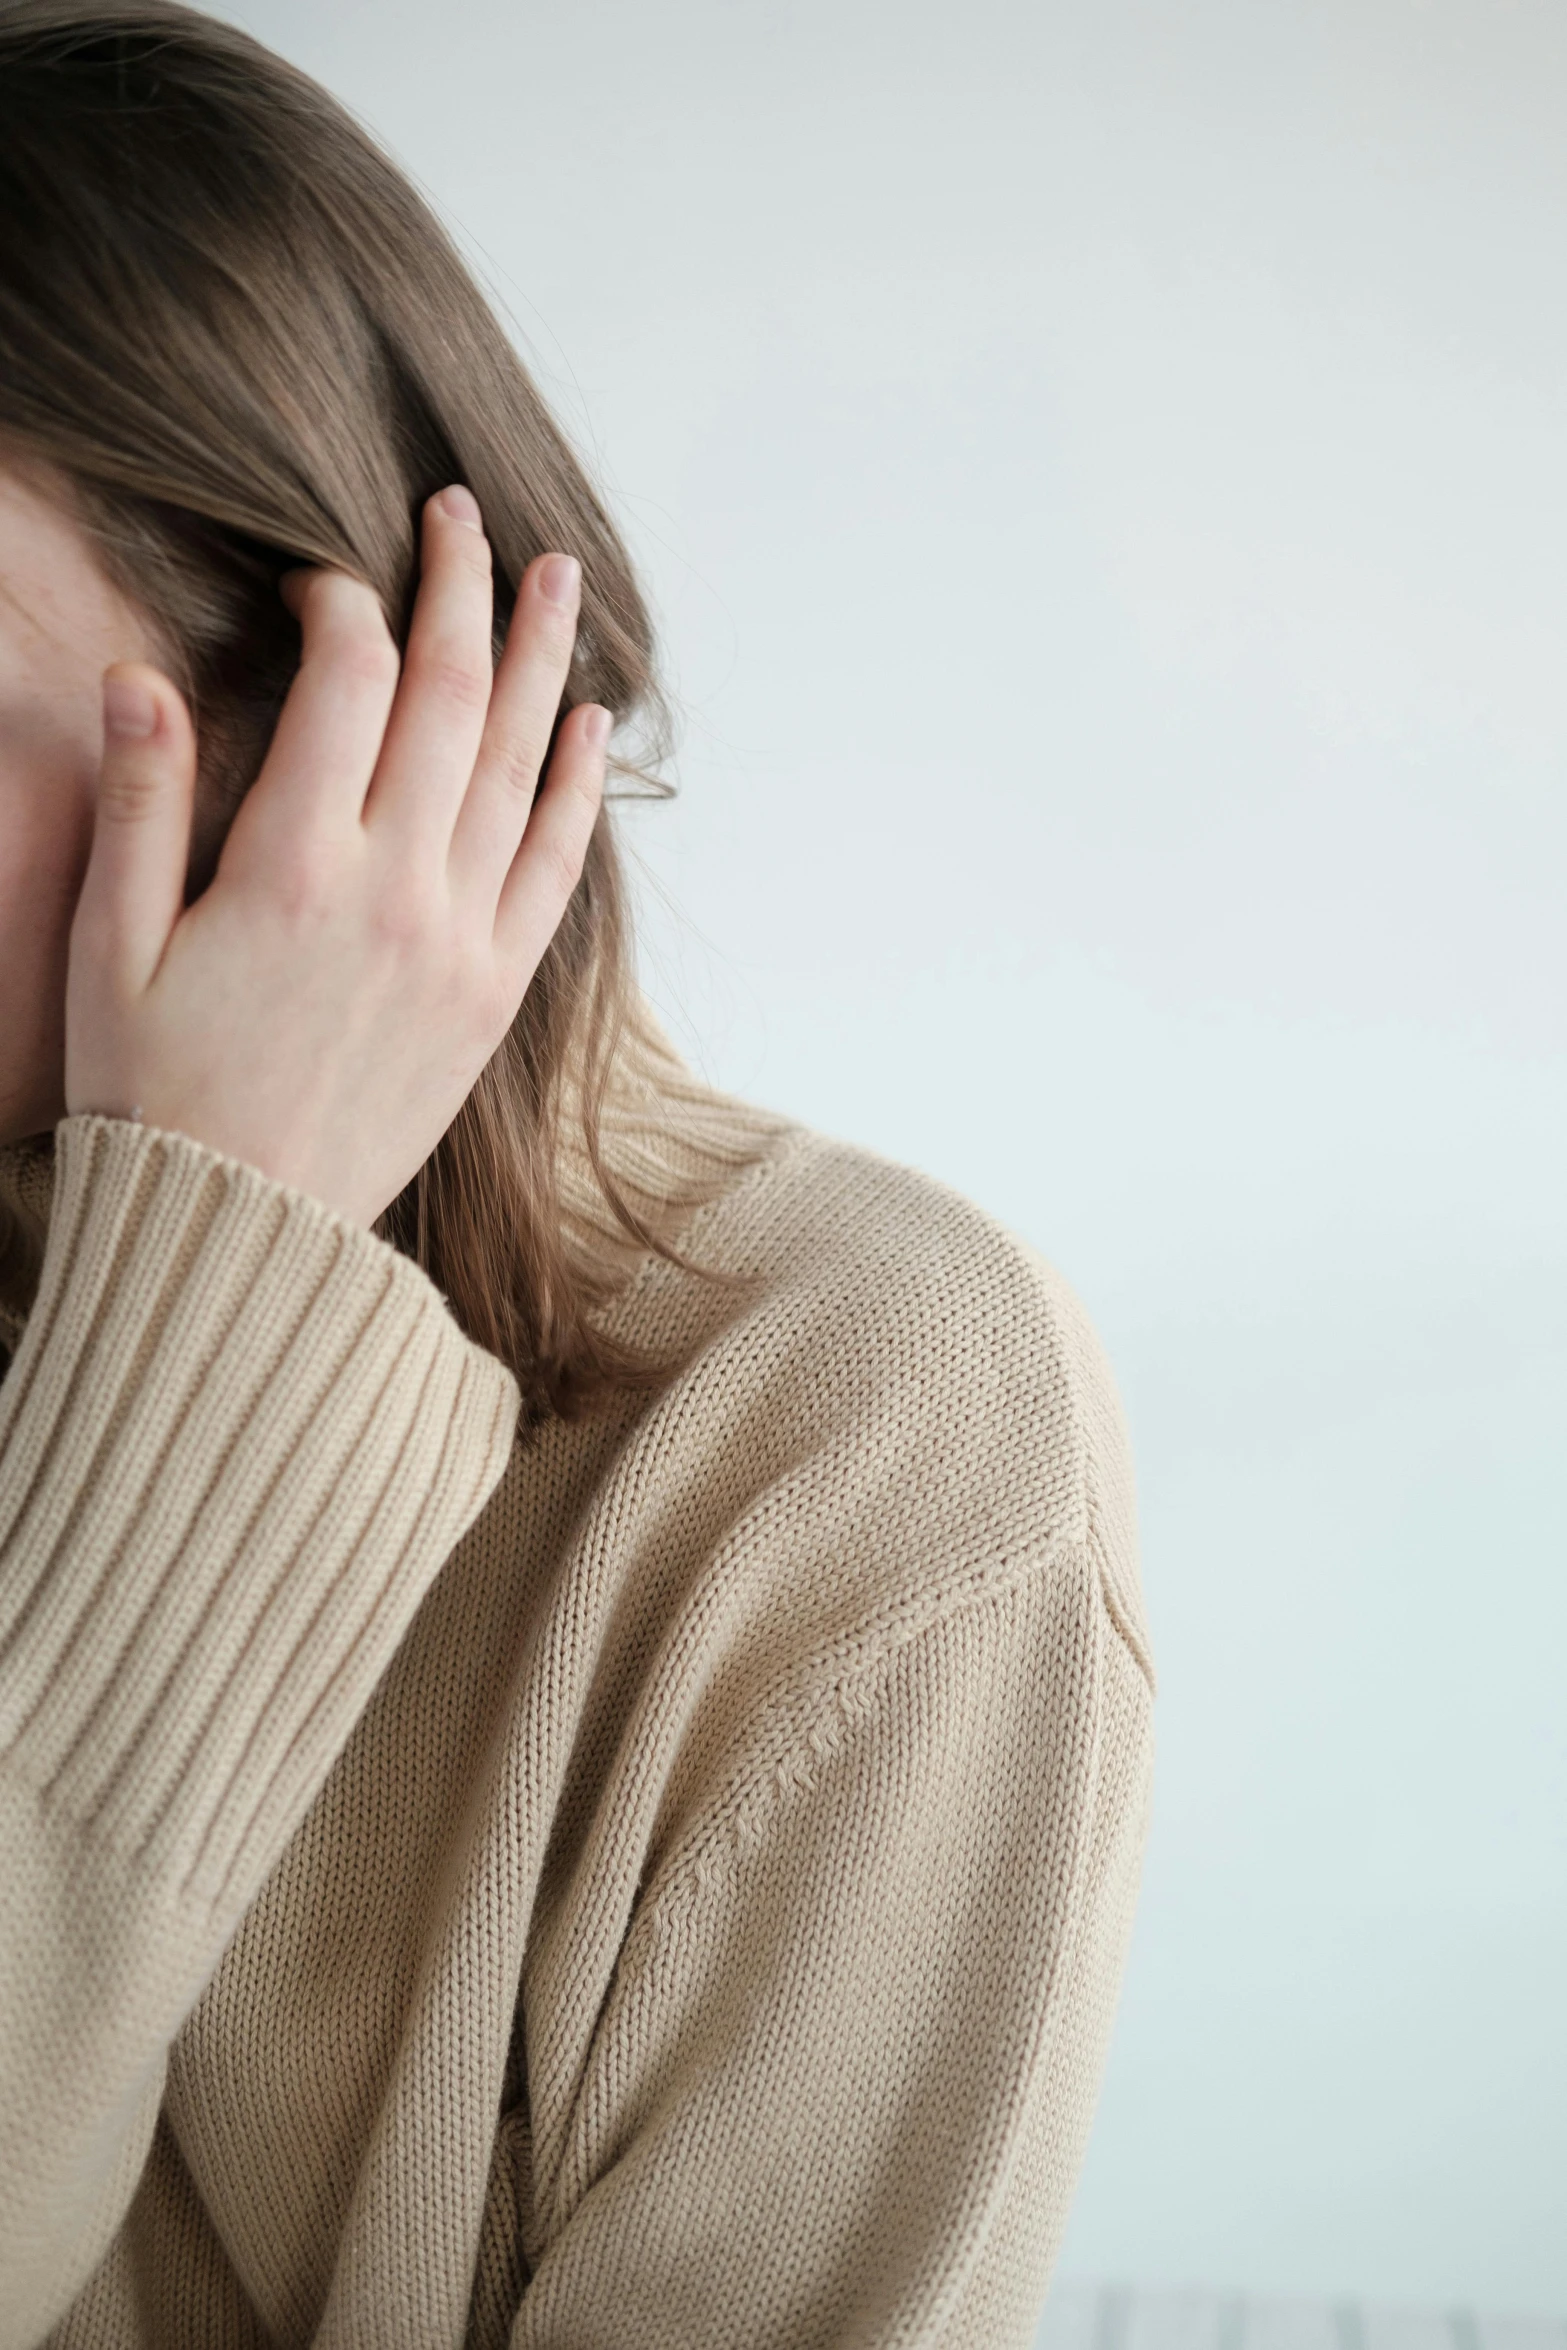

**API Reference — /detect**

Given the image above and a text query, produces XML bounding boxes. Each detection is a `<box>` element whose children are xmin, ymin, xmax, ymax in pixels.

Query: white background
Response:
<box><xmin>220</xmin><ymin>0</ymin><xmax>1567</xmax><ymax>2311</ymax></box>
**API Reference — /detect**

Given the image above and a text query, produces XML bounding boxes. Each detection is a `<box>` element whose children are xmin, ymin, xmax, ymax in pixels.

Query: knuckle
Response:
<box><xmin>336</xmin><ymin>628</ymin><xmax>402</xmax><ymax>693</ymax></box>
<box><xmin>95</xmin><ymin>762</ymin><xmax>163</xmax><ymax>824</ymax></box>
<box><xmin>449</xmin><ymin>531</ymin><xmax>493</xmax><ymax>581</ymax></box>
<box><xmin>561</xmin><ymin>769</ymin><xmax>603</xmax><ymax>836</ymax></box>
<box><xmin>534</xmin><ymin>587</ymin><xmax>574</xmax><ymax>631</ymax></box>
<box><xmin>422</xmin><ymin>648</ymin><xmax>493</xmax><ymax>715</ymax></box>
<box><xmin>571</xmin><ymin>764</ymin><xmax>605</xmax><ymax>817</ymax></box>
<box><xmin>267</xmin><ymin>853</ymin><xmax>334</xmax><ymax>924</ymax></box>
<box><xmin>308</xmin><ymin>583</ymin><xmax>400</xmax><ymax>686</ymax></box>
<box><xmin>542</xmin><ymin>832</ymin><xmax>586</xmax><ymax>903</ymax></box>
<box><xmin>492</xmin><ymin>726</ymin><xmax>547</xmax><ymax>799</ymax></box>
<box><xmin>538</xmin><ymin>608</ymin><xmax>579</xmax><ymax>663</ymax></box>
<box><xmin>367</xmin><ymin>878</ymin><xmax>432</xmax><ymax>950</ymax></box>
<box><xmin>326</xmin><ymin>571</ymin><xmax>383</xmax><ymax>617</ymax></box>
<box><xmin>301</xmin><ymin>570</ymin><xmax>364</xmax><ymax>620</ymax></box>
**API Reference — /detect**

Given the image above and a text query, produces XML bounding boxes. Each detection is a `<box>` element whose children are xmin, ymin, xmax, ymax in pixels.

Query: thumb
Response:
<box><xmin>78</xmin><ymin>663</ymin><xmax>199</xmax><ymax>994</ymax></box>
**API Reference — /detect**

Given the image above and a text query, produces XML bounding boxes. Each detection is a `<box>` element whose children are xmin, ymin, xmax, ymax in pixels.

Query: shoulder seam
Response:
<box><xmin>614</xmin><ymin>1533</ymin><xmax>1103</xmax><ymax>1983</ymax></box>
<box><xmin>1092</xmin><ymin>1522</ymin><xmax>1157</xmax><ymax>1697</ymax></box>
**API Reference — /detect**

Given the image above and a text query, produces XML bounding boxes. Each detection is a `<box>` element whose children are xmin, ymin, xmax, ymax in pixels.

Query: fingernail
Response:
<box><xmin>583</xmin><ymin>705</ymin><xmax>611</xmax><ymax>748</ymax></box>
<box><xmin>438</xmin><ymin>483</ymin><xmax>483</xmax><ymax>531</ymax></box>
<box><xmin>103</xmin><ymin>676</ymin><xmax>157</xmax><ymax>738</ymax></box>
<box><xmin>539</xmin><ymin>553</ymin><xmax>580</xmax><ymax>607</ymax></box>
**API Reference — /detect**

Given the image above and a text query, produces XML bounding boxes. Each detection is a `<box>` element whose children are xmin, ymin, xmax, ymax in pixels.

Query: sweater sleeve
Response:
<box><xmin>511</xmin><ymin>1545</ymin><xmax>1155</xmax><ymax>2350</ymax></box>
<box><xmin>0</xmin><ymin>1114</ymin><xmax>520</xmax><ymax>2350</ymax></box>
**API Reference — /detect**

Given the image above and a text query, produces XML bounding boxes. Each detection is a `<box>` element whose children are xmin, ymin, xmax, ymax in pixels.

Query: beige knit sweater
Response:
<box><xmin>0</xmin><ymin>1043</ymin><xmax>1155</xmax><ymax>2350</ymax></box>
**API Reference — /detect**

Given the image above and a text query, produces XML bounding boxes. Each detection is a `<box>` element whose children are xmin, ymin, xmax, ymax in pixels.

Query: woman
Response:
<box><xmin>0</xmin><ymin>5</ymin><xmax>1156</xmax><ymax>2345</ymax></box>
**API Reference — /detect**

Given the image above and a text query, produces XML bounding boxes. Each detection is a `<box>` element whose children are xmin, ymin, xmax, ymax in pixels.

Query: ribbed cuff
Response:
<box><xmin>0</xmin><ymin>1115</ymin><xmax>520</xmax><ymax>1929</ymax></box>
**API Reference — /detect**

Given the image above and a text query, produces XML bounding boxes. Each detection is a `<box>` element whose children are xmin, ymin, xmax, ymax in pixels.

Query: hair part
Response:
<box><xmin>0</xmin><ymin>0</ymin><xmax>775</xmax><ymax>1425</ymax></box>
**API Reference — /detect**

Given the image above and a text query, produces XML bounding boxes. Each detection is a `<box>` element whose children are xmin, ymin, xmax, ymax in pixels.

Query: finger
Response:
<box><xmin>446</xmin><ymin>550</ymin><xmax>581</xmax><ymax>907</ymax></box>
<box><xmin>72</xmin><ymin>664</ymin><xmax>199</xmax><ymax>994</ymax></box>
<box><xmin>492</xmin><ymin>700</ymin><xmax>608</xmax><ymax>976</ymax></box>
<box><xmin>240</xmin><ymin>569</ymin><xmax>401</xmax><ymax>852</ymax></box>
<box><xmin>361</xmin><ymin>485</ymin><xmax>495</xmax><ymax>845</ymax></box>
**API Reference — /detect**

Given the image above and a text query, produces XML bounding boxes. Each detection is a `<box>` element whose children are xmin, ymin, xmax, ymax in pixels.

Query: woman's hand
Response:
<box><xmin>64</xmin><ymin>485</ymin><xmax>607</xmax><ymax>1231</ymax></box>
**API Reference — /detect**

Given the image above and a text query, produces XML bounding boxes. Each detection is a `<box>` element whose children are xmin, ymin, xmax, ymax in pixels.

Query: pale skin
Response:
<box><xmin>0</xmin><ymin>464</ymin><xmax>608</xmax><ymax>1231</ymax></box>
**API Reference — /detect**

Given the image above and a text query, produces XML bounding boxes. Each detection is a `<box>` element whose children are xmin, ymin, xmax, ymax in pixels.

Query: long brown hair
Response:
<box><xmin>0</xmin><ymin>0</ymin><xmax>773</xmax><ymax>1425</ymax></box>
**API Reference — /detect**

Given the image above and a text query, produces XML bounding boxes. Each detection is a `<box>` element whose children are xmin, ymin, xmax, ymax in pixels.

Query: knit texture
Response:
<box><xmin>0</xmin><ymin>1044</ymin><xmax>1155</xmax><ymax>2350</ymax></box>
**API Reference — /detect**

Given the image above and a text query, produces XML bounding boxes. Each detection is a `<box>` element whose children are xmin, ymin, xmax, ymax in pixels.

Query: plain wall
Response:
<box><xmin>214</xmin><ymin>0</ymin><xmax>1567</xmax><ymax>2311</ymax></box>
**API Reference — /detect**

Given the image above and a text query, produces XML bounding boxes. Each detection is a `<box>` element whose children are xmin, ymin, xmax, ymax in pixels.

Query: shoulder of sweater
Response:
<box><xmin>621</xmin><ymin>1116</ymin><xmax>1152</xmax><ymax>1682</ymax></box>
